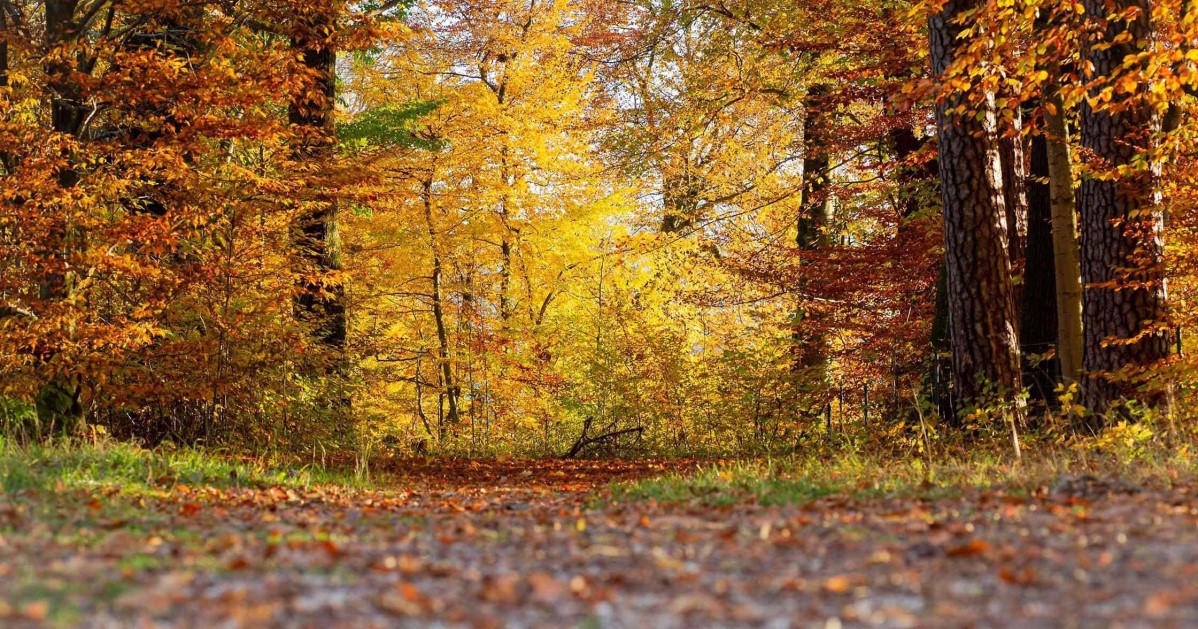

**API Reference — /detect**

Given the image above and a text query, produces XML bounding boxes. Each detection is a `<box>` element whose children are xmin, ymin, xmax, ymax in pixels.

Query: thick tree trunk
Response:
<box><xmin>1044</xmin><ymin>88</ymin><xmax>1085</xmax><ymax>386</ymax></box>
<box><xmin>929</xmin><ymin>0</ymin><xmax>1024</xmax><ymax>408</ymax></box>
<box><xmin>422</xmin><ymin>179</ymin><xmax>460</xmax><ymax>439</ymax></box>
<box><xmin>1078</xmin><ymin>0</ymin><xmax>1173</xmax><ymax>419</ymax></box>
<box><xmin>1021</xmin><ymin>129</ymin><xmax>1059</xmax><ymax>401</ymax></box>
<box><xmin>290</xmin><ymin>2</ymin><xmax>347</xmax><ymax>353</ymax></box>
<box><xmin>793</xmin><ymin>84</ymin><xmax>832</xmax><ymax>404</ymax></box>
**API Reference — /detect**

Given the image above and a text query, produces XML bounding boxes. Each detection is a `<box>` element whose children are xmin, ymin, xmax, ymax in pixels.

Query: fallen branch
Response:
<box><xmin>561</xmin><ymin>426</ymin><xmax>644</xmax><ymax>459</ymax></box>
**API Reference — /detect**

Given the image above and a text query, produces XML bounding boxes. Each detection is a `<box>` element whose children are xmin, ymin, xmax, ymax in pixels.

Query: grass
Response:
<box><xmin>0</xmin><ymin>437</ymin><xmax>363</xmax><ymax>495</ymax></box>
<box><xmin>609</xmin><ymin>441</ymin><xmax>1198</xmax><ymax>507</ymax></box>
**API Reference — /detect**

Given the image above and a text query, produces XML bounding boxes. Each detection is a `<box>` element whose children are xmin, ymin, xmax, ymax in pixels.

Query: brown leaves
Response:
<box><xmin>376</xmin><ymin>583</ymin><xmax>438</xmax><ymax>617</ymax></box>
<box><xmin>5</xmin><ymin>464</ymin><xmax>1198</xmax><ymax>627</ymax></box>
<box><xmin>822</xmin><ymin>575</ymin><xmax>859</xmax><ymax>594</ymax></box>
<box><xmin>946</xmin><ymin>538</ymin><xmax>992</xmax><ymax>558</ymax></box>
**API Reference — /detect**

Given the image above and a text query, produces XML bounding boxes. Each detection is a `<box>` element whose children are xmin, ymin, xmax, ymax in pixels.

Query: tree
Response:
<box><xmin>794</xmin><ymin>84</ymin><xmax>834</xmax><ymax>412</ymax></box>
<box><xmin>290</xmin><ymin>0</ymin><xmax>348</xmax><ymax>355</ymax></box>
<box><xmin>1021</xmin><ymin>121</ymin><xmax>1060</xmax><ymax>400</ymax></box>
<box><xmin>1045</xmin><ymin>75</ymin><xmax>1085</xmax><ymax>387</ymax></box>
<box><xmin>1077</xmin><ymin>0</ymin><xmax>1174</xmax><ymax>417</ymax></box>
<box><xmin>928</xmin><ymin>0</ymin><xmax>1023</xmax><ymax>408</ymax></box>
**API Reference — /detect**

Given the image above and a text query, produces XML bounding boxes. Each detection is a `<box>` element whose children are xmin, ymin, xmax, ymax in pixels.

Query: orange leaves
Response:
<box><xmin>821</xmin><ymin>574</ymin><xmax>858</xmax><ymax>594</ymax></box>
<box><xmin>376</xmin><ymin>582</ymin><xmax>438</xmax><ymax>617</ymax></box>
<box><xmin>946</xmin><ymin>538</ymin><xmax>992</xmax><ymax>558</ymax></box>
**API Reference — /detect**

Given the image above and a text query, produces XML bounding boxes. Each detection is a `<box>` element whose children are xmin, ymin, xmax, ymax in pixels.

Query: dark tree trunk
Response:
<box><xmin>793</xmin><ymin>84</ymin><xmax>832</xmax><ymax>406</ymax></box>
<box><xmin>0</xmin><ymin>2</ymin><xmax>10</xmax><ymax>171</ymax></box>
<box><xmin>34</xmin><ymin>0</ymin><xmax>87</xmax><ymax>432</ymax></box>
<box><xmin>1021</xmin><ymin>130</ymin><xmax>1060</xmax><ymax>402</ymax></box>
<box><xmin>890</xmin><ymin>124</ymin><xmax>955</xmax><ymax>422</ymax></box>
<box><xmin>929</xmin><ymin>0</ymin><xmax>1024</xmax><ymax>408</ymax></box>
<box><xmin>290</xmin><ymin>2</ymin><xmax>347</xmax><ymax>353</ymax></box>
<box><xmin>120</xmin><ymin>6</ymin><xmax>203</xmax><ymax>217</ymax></box>
<box><xmin>661</xmin><ymin>166</ymin><xmax>701</xmax><ymax>234</ymax></box>
<box><xmin>798</xmin><ymin>85</ymin><xmax>833</xmax><ymax>251</ymax></box>
<box><xmin>1078</xmin><ymin>0</ymin><xmax>1174</xmax><ymax>418</ymax></box>
<box><xmin>422</xmin><ymin>179</ymin><xmax>460</xmax><ymax>439</ymax></box>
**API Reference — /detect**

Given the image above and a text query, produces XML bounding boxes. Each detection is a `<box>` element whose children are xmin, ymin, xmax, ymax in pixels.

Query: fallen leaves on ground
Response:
<box><xmin>1</xmin><ymin>459</ymin><xmax>1197</xmax><ymax>627</ymax></box>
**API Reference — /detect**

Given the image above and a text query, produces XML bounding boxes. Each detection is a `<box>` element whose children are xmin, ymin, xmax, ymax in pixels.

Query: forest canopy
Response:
<box><xmin>1</xmin><ymin>0</ymin><xmax>1195</xmax><ymax>459</ymax></box>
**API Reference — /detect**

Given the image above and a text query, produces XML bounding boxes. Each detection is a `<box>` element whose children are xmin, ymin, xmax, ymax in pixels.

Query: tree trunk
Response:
<box><xmin>929</xmin><ymin>0</ymin><xmax>1024</xmax><ymax>408</ymax></box>
<box><xmin>422</xmin><ymin>179</ymin><xmax>460</xmax><ymax>438</ymax></box>
<box><xmin>290</xmin><ymin>2</ymin><xmax>347</xmax><ymax>353</ymax></box>
<box><xmin>1044</xmin><ymin>87</ymin><xmax>1084</xmax><ymax>386</ymax></box>
<box><xmin>121</xmin><ymin>7</ymin><xmax>202</xmax><ymax>217</ymax></box>
<box><xmin>1078</xmin><ymin>0</ymin><xmax>1173</xmax><ymax>418</ymax></box>
<box><xmin>999</xmin><ymin>113</ymin><xmax>1028</xmax><ymax>267</ymax></box>
<box><xmin>793</xmin><ymin>84</ymin><xmax>832</xmax><ymax>407</ymax></box>
<box><xmin>1021</xmin><ymin>128</ymin><xmax>1059</xmax><ymax>401</ymax></box>
<box><xmin>35</xmin><ymin>0</ymin><xmax>87</xmax><ymax>433</ymax></box>
<box><xmin>890</xmin><ymin>124</ymin><xmax>955</xmax><ymax>422</ymax></box>
<box><xmin>662</xmin><ymin>161</ymin><xmax>701</xmax><ymax>234</ymax></box>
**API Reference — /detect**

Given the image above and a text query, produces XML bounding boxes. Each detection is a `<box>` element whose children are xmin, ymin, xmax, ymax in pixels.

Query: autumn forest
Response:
<box><xmin>2</xmin><ymin>0</ymin><xmax>1198</xmax><ymax>626</ymax></box>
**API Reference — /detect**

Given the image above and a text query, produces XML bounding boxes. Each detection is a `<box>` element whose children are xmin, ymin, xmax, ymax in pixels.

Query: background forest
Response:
<box><xmin>1</xmin><ymin>0</ymin><xmax>1195</xmax><ymax>462</ymax></box>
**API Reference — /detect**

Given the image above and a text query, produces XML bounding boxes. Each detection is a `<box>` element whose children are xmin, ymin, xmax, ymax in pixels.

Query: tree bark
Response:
<box><xmin>1078</xmin><ymin>0</ymin><xmax>1173</xmax><ymax>418</ymax></box>
<box><xmin>290</xmin><ymin>2</ymin><xmax>347</xmax><ymax>353</ymax></box>
<box><xmin>35</xmin><ymin>0</ymin><xmax>87</xmax><ymax>432</ymax></box>
<box><xmin>1044</xmin><ymin>87</ymin><xmax>1084</xmax><ymax>386</ymax></box>
<box><xmin>793</xmin><ymin>84</ymin><xmax>832</xmax><ymax>405</ymax></box>
<box><xmin>999</xmin><ymin>114</ymin><xmax>1028</xmax><ymax>267</ymax></box>
<box><xmin>422</xmin><ymin>179</ymin><xmax>460</xmax><ymax>439</ymax></box>
<box><xmin>929</xmin><ymin>0</ymin><xmax>1024</xmax><ymax>408</ymax></box>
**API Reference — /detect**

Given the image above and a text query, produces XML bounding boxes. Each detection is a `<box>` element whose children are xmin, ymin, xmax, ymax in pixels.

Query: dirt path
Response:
<box><xmin>2</xmin><ymin>461</ymin><xmax>1197</xmax><ymax>627</ymax></box>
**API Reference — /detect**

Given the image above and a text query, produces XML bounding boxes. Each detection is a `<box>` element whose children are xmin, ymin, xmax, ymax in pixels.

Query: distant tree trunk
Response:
<box><xmin>1044</xmin><ymin>85</ymin><xmax>1084</xmax><ymax>386</ymax></box>
<box><xmin>890</xmin><ymin>124</ymin><xmax>954</xmax><ymax>421</ymax></box>
<box><xmin>35</xmin><ymin>0</ymin><xmax>88</xmax><ymax>432</ymax></box>
<box><xmin>121</xmin><ymin>7</ymin><xmax>202</xmax><ymax>218</ymax></box>
<box><xmin>499</xmin><ymin>233</ymin><xmax>513</xmax><ymax>322</ymax></box>
<box><xmin>662</xmin><ymin>158</ymin><xmax>701</xmax><ymax>234</ymax></box>
<box><xmin>0</xmin><ymin>4</ymin><xmax>8</xmax><ymax>175</ymax></box>
<box><xmin>929</xmin><ymin>0</ymin><xmax>1024</xmax><ymax>409</ymax></box>
<box><xmin>422</xmin><ymin>179</ymin><xmax>460</xmax><ymax>439</ymax></box>
<box><xmin>889</xmin><ymin>125</ymin><xmax>939</xmax><ymax>221</ymax></box>
<box><xmin>1078</xmin><ymin>0</ymin><xmax>1174</xmax><ymax>418</ymax></box>
<box><xmin>793</xmin><ymin>84</ymin><xmax>832</xmax><ymax>408</ymax></box>
<box><xmin>290</xmin><ymin>2</ymin><xmax>347</xmax><ymax>353</ymax></box>
<box><xmin>1021</xmin><ymin>128</ymin><xmax>1059</xmax><ymax>401</ymax></box>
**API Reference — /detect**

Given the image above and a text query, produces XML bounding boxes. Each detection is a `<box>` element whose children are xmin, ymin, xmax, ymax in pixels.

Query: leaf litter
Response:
<box><xmin>1</xmin><ymin>459</ymin><xmax>1197</xmax><ymax>627</ymax></box>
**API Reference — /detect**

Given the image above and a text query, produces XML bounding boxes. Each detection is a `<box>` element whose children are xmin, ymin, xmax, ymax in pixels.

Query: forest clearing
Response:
<box><xmin>4</xmin><ymin>0</ymin><xmax>1198</xmax><ymax>625</ymax></box>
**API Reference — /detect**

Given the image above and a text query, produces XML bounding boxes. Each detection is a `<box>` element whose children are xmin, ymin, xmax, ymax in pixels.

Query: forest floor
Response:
<box><xmin>2</xmin><ymin>453</ymin><xmax>1198</xmax><ymax>628</ymax></box>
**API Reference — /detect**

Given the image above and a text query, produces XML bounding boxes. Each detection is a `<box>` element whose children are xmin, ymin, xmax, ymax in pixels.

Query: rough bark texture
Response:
<box><xmin>1022</xmin><ymin>130</ymin><xmax>1060</xmax><ymax>401</ymax></box>
<box><xmin>1078</xmin><ymin>0</ymin><xmax>1173</xmax><ymax>417</ymax></box>
<box><xmin>999</xmin><ymin>114</ymin><xmax>1028</xmax><ymax>267</ymax></box>
<box><xmin>929</xmin><ymin>0</ymin><xmax>1024</xmax><ymax>407</ymax></box>
<box><xmin>290</xmin><ymin>3</ymin><xmax>347</xmax><ymax>352</ymax></box>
